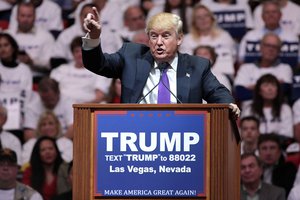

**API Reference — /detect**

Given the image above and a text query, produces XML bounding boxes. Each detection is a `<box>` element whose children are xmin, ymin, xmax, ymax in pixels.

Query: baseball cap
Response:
<box><xmin>286</xmin><ymin>142</ymin><xmax>300</xmax><ymax>154</ymax></box>
<box><xmin>0</xmin><ymin>148</ymin><xmax>17</xmax><ymax>164</ymax></box>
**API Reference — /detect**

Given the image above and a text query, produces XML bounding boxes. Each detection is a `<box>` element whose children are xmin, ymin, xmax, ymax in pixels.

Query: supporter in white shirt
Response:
<box><xmin>241</xmin><ymin>74</ymin><xmax>293</xmax><ymax>139</ymax></box>
<box><xmin>6</xmin><ymin>2</ymin><xmax>55</xmax><ymax>78</ymax></box>
<box><xmin>22</xmin><ymin>110</ymin><xmax>73</xmax><ymax>166</ymax></box>
<box><xmin>0</xmin><ymin>33</ymin><xmax>32</xmax><ymax>93</ymax></box>
<box><xmin>0</xmin><ymin>32</ymin><xmax>33</xmax><ymax>131</ymax></box>
<box><xmin>235</xmin><ymin>32</ymin><xmax>293</xmax><ymax>109</ymax></box>
<box><xmin>0</xmin><ymin>105</ymin><xmax>22</xmax><ymax>166</ymax></box>
<box><xmin>8</xmin><ymin>0</ymin><xmax>63</xmax><ymax>32</ymax></box>
<box><xmin>23</xmin><ymin>78</ymin><xmax>73</xmax><ymax>141</ymax></box>
<box><xmin>180</xmin><ymin>4</ymin><xmax>236</xmax><ymax>77</ymax></box>
<box><xmin>238</xmin><ymin>1</ymin><xmax>299</xmax><ymax>68</ymax></box>
<box><xmin>50</xmin><ymin>36</ymin><xmax>111</xmax><ymax>104</ymax></box>
<box><xmin>253</xmin><ymin>0</ymin><xmax>300</xmax><ymax>36</ymax></box>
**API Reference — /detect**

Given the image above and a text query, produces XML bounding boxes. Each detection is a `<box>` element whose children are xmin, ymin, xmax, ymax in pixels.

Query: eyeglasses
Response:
<box><xmin>261</xmin><ymin>42</ymin><xmax>281</xmax><ymax>50</ymax></box>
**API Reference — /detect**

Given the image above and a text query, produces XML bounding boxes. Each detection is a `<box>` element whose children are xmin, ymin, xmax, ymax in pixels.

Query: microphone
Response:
<box><xmin>137</xmin><ymin>63</ymin><xmax>183</xmax><ymax>104</ymax></box>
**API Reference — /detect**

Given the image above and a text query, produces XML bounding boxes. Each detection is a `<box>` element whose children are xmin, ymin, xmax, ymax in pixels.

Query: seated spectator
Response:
<box><xmin>22</xmin><ymin>136</ymin><xmax>63</xmax><ymax>200</ymax></box>
<box><xmin>258</xmin><ymin>133</ymin><xmax>297</xmax><ymax>196</ymax></box>
<box><xmin>235</xmin><ymin>32</ymin><xmax>293</xmax><ymax>107</ymax></box>
<box><xmin>50</xmin><ymin>36</ymin><xmax>111</xmax><ymax>104</ymax></box>
<box><xmin>253</xmin><ymin>0</ymin><xmax>300</xmax><ymax>36</ymax></box>
<box><xmin>118</xmin><ymin>5</ymin><xmax>146</xmax><ymax>42</ymax></box>
<box><xmin>193</xmin><ymin>45</ymin><xmax>232</xmax><ymax>92</ymax></box>
<box><xmin>52</xmin><ymin>161</ymin><xmax>73</xmax><ymax>200</ymax></box>
<box><xmin>240</xmin><ymin>116</ymin><xmax>260</xmax><ymax>155</ymax></box>
<box><xmin>23</xmin><ymin>77</ymin><xmax>73</xmax><ymax>141</ymax></box>
<box><xmin>202</xmin><ymin>0</ymin><xmax>254</xmax><ymax>42</ymax></box>
<box><xmin>147</xmin><ymin>0</ymin><xmax>192</xmax><ymax>34</ymax></box>
<box><xmin>6</xmin><ymin>2</ymin><xmax>55</xmax><ymax>82</ymax></box>
<box><xmin>241</xmin><ymin>74</ymin><xmax>293</xmax><ymax>139</ymax></box>
<box><xmin>22</xmin><ymin>111</ymin><xmax>73</xmax><ymax>166</ymax></box>
<box><xmin>238</xmin><ymin>0</ymin><xmax>299</xmax><ymax>69</ymax></box>
<box><xmin>0</xmin><ymin>32</ymin><xmax>33</xmax><ymax>134</ymax></box>
<box><xmin>8</xmin><ymin>0</ymin><xmax>64</xmax><ymax>34</ymax></box>
<box><xmin>0</xmin><ymin>105</ymin><xmax>22</xmax><ymax>166</ymax></box>
<box><xmin>240</xmin><ymin>152</ymin><xmax>285</xmax><ymax>200</ymax></box>
<box><xmin>180</xmin><ymin>4</ymin><xmax>236</xmax><ymax>77</ymax></box>
<box><xmin>0</xmin><ymin>148</ymin><xmax>43</xmax><ymax>200</ymax></box>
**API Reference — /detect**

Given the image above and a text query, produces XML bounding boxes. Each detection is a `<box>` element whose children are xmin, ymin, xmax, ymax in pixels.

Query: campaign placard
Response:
<box><xmin>94</xmin><ymin>110</ymin><xmax>208</xmax><ymax>197</ymax></box>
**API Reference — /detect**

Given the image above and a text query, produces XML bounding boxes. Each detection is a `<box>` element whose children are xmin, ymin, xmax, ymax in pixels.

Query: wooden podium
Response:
<box><xmin>73</xmin><ymin>104</ymin><xmax>241</xmax><ymax>200</ymax></box>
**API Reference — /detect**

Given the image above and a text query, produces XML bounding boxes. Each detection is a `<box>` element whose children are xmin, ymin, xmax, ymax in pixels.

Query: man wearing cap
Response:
<box><xmin>0</xmin><ymin>148</ymin><xmax>43</xmax><ymax>200</ymax></box>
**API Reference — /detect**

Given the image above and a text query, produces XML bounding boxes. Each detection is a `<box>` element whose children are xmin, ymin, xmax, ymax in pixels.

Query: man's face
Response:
<box><xmin>39</xmin><ymin>89</ymin><xmax>59</xmax><ymax>110</ymax></box>
<box><xmin>148</xmin><ymin>28</ymin><xmax>182</xmax><ymax>63</ymax></box>
<box><xmin>241</xmin><ymin>120</ymin><xmax>259</xmax><ymax>144</ymax></box>
<box><xmin>17</xmin><ymin>5</ymin><xmax>35</xmax><ymax>33</ymax></box>
<box><xmin>260</xmin><ymin>35</ymin><xmax>281</xmax><ymax>63</ymax></box>
<box><xmin>124</xmin><ymin>8</ymin><xmax>146</xmax><ymax>31</ymax></box>
<box><xmin>262</xmin><ymin>3</ymin><xmax>281</xmax><ymax>28</ymax></box>
<box><xmin>241</xmin><ymin>156</ymin><xmax>263</xmax><ymax>184</ymax></box>
<box><xmin>259</xmin><ymin>140</ymin><xmax>281</xmax><ymax>166</ymax></box>
<box><xmin>0</xmin><ymin>160</ymin><xmax>18</xmax><ymax>187</ymax></box>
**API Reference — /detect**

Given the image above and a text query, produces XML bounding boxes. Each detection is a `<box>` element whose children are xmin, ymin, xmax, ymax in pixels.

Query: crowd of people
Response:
<box><xmin>0</xmin><ymin>0</ymin><xmax>300</xmax><ymax>199</ymax></box>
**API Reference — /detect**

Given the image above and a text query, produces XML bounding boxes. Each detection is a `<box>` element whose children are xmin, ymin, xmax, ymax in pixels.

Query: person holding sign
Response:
<box><xmin>81</xmin><ymin>7</ymin><xmax>240</xmax><ymax>118</ymax></box>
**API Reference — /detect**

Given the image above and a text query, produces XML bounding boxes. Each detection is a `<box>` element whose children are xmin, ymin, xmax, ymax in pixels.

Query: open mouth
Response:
<box><xmin>156</xmin><ymin>48</ymin><xmax>164</xmax><ymax>54</ymax></box>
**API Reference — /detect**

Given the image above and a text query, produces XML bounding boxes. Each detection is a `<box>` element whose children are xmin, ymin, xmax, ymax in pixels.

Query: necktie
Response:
<box><xmin>157</xmin><ymin>62</ymin><xmax>170</xmax><ymax>103</ymax></box>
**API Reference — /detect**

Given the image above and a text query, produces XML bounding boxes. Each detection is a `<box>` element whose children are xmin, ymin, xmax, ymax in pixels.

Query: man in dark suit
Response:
<box><xmin>258</xmin><ymin>134</ymin><xmax>297</xmax><ymax>197</ymax></box>
<box><xmin>240</xmin><ymin>152</ymin><xmax>286</xmax><ymax>200</ymax></box>
<box><xmin>81</xmin><ymin>7</ymin><xmax>240</xmax><ymax>117</ymax></box>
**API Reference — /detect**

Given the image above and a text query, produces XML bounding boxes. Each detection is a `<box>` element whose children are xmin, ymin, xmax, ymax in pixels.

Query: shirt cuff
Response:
<box><xmin>82</xmin><ymin>33</ymin><xmax>100</xmax><ymax>50</ymax></box>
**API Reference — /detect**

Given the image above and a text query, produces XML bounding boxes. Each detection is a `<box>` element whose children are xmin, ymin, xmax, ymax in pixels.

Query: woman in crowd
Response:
<box><xmin>180</xmin><ymin>4</ymin><xmax>236</xmax><ymax>77</ymax></box>
<box><xmin>241</xmin><ymin>74</ymin><xmax>293</xmax><ymax>141</ymax></box>
<box><xmin>21</xmin><ymin>110</ymin><xmax>73</xmax><ymax>166</ymax></box>
<box><xmin>0</xmin><ymin>33</ymin><xmax>33</xmax><ymax>138</ymax></box>
<box><xmin>22</xmin><ymin>136</ymin><xmax>63</xmax><ymax>200</ymax></box>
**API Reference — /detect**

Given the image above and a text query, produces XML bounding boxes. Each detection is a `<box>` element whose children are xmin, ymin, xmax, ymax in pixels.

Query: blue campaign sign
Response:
<box><xmin>214</xmin><ymin>10</ymin><xmax>247</xmax><ymax>39</ymax></box>
<box><xmin>93</xmin><ymin>110</ymin><xmax>208</xmax><ymax>197</ymax></box>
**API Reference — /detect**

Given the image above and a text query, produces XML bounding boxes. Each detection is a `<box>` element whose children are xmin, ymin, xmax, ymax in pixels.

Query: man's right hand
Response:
<box><xmin>83</xmin><ymin>6</ymin><xmax>101</xmax><ymax>39</ymax></box>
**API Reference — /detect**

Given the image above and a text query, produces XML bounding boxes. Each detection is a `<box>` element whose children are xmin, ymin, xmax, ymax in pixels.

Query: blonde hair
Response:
<box><xmin>145</xmin><ymin>12</ymin><xmax>183</xmax><ymax>36</ymax></box>
<box><xmin>35</xmin><ymin>111</ymin><xmax>62</xmax><ymax>138</ymax></box>
<box><xmin>191</xmin><ymin>4</ymin><xmax>220</xmax><ymax>39</ymax></box>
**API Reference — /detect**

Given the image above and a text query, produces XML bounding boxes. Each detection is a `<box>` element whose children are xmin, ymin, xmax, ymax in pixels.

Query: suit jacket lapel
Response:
<box><xmin>131</xmin><ymin>51</ymin><xmax>154</xmax><ymax>103</ymax></box>
<box><xmin>177</xmin><ymin>53</ymin><xmax>191</xmax><ymax>103</ymax></box>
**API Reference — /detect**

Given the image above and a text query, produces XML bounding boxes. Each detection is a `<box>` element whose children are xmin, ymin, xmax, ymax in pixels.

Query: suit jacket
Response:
<box><xmin>241</xmin><ymin>182</ymin><xmax>286</xmax><ymax>200</ymax></box>
<box><xmin>82</xmin><ymin>42</ymin><xmax>234</xmax><ymax>104</ymax></box>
